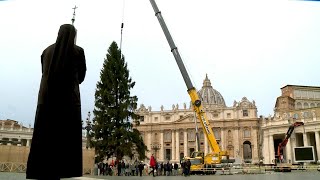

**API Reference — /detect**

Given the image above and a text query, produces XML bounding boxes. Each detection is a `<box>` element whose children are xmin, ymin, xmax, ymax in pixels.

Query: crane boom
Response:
<box><xmin>149</xmin><ymin>0</ymin><xmax>221</xmax><ymax>154</ymax></box>
<box><xmin>277</xmin><ymin>121</ymin><xmax>304</xmax><ymax>161</ymax></box>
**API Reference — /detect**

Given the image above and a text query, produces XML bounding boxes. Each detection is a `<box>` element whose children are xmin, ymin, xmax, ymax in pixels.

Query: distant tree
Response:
<box><xmin>91</xmin><ymin>41</ymin><xmax>147</xmax><ymax>162</ymax></box>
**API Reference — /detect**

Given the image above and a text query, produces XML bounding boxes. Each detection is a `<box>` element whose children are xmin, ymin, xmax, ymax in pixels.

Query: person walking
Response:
<box><xmin>173</xmin><ymin>162</ymin><xmax>178</xmax><ymax>176</ymax></box>
<box><xmin>117</xmin><ymin>161</ymin><xmax>122</xmax><ymax>176</ymax></box>
<box><xmin>149</xmin><ymin>154</ymin><xmax>156</xmax><ymax>177</ymax></box>
<box><xmin>185</xmin><ymin>159</ymin><xmax>191</xmax><ymax>176</ymax></box>
<box><xmin>26</xmin><ymin>24</ymin><xmax>86</xmax><ymax>180</ymax></box>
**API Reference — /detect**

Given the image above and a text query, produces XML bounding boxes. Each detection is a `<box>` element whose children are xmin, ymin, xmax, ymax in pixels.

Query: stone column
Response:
<box><xmin>303</xmin><ymin>132</ymin><xmax>308</xmax><ymax>147</ymax></box>
<box><xmin>252</xmin><ymin>128</ymin><xmax>259</xmax><ymax>163</ymax></box>
<box><xmin>10</xmin><ymin>122</ymin><xmax>15</xmax><ymax>130</ymax></box>
<box><xmin>171</xmin><ymin>130</ymin><xmax>175</xmax><ymax>161</ymax></box>
<box><xmin>184</xmin><ymin>130</ymin><xmax>188</xmax><ymax>157</ymax></box>
<box><xmin>176</xmin><ymin>130</ymin><xmax>179</xmax><ymax>161</ymax></box>
<box><xmin>312</xmin><ymin>111</ymin><xmax>316</xmax><ymax>121</ymax></box>
<box><xmin>147</xmin><ymin>131</ymin><xmax>152</xmax><ymax>157</ymax></box>
<box><xmin>291</xmin><ymin>132</ymin><xmax>297</xmax><ymax>147</ymax></box>
<box><xmin>160</xmin><ymin>131</ymin><xmax>164</xmax><ymax>161</ymax></box>
<box><xmin>263</xmin><ymin>134</ymin><xmax>269</xmax><ymax>164</ymax></box>
<box><xmin>220</xmin><ymin>128</ymin><xmax>225</xmax><ymax>151</ymax></box>
<box><xmin>269</xmin><ymin>134</ymin><xmax>274</xmax><ymax>163</ymax></box>
<box><xmin>204</xmin><ymin>132</ymin><xmax>208</xmax><ymax>155</ymax></box>
<box><xmin>1</xmin><ymin>121</ymin><xmax>4</xmax><ymax>130</ymax></box>
<box><xmin>286</xmin><ymin>138</ymin><xmax>292</xmax><ymax>163</ymax></box>
<box><xmin>315</xmin><ymin>131</ymin><xmax>320</xmax><ymax>162</ymax></box>
<box><xmin>234</xmin><ymin>127</ymin><xmax>240</xmax><ymax>158</ymax></box>
<box><xmin>290</xmin><ymin>132</ymin><xmax>297</xmax><ymax>163</ymax></box>
<box><xmin>307</xmin><ymin>132</ymin><xmax>311</xmax><ymax>146</ymax></box>
<box><xmin>26</xmin><ymin>139</ymin><xmax>31</xmax><ymax>147</ymax></box>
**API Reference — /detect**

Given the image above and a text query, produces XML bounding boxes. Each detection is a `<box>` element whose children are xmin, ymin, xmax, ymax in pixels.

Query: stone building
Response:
<box><xmin>0</xmin><ymin>119</ymin><xmax>33</xmax><ymax>146</ymax></box>
<box><xmin>134</xmin><ymin>75</ymin><xmax>260</xmax><ymax>163</ymax></box>
<box><xmin>261</xmin><ymin>85</ymin><xmax>320</xmax><ymax>164</ymax></box>
<box><xmin>0</xmin><ymin>119</ymin><xmax>88</xmax><ymax>148</ymax></box>
<box><xmin>0</xmin><ymin>119</ymin><xmax>95</xmax><ymax>174</ymax></box>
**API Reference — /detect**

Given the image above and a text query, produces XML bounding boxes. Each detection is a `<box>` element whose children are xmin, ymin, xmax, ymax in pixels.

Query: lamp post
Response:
<box><xmin>151</xmin><ymin>143</ymin><xmax>161</xmax><ymax>160</ymax></box>
<box><xmin>83</xmin><ymin>111</ymin><xmax>92</xmax><ymax>149</ymax></box>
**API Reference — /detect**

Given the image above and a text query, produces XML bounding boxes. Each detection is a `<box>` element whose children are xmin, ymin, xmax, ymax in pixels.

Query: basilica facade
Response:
<box><xmin>134</xmin><ymin>75</ymin><xmax>260</xmax><ymax>163</ymax></box>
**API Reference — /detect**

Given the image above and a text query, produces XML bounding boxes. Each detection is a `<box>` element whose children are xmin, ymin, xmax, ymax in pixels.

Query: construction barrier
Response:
<box><xmin>0</xmin><ymin>145</ymin><xmax>95</xmax><ymax>174</ymax></box>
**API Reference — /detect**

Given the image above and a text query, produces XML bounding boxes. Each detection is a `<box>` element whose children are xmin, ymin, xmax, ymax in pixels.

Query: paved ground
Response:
<box><xmin>1</xmin><ymin>170</ymin><xmax>319</xmax><ymax>180</ymax></box>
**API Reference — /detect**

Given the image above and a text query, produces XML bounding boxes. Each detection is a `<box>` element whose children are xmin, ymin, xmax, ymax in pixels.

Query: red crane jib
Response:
<box><xmin>277</xmin><ymin>122</ymin><xmax>304</xmax><ymax>161</ymax></box>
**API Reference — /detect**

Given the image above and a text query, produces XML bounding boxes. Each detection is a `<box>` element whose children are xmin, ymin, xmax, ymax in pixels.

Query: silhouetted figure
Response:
<box><xmin>26</xmin><ymin>24</ymin><xmax>86</xmax><ymax>180</ymax></box>
<box><xmin>138</xmin><ymin>162</ymin><xmax>144</xmax><ymax>176</ymax></box>
<box><xmin>185</xmin><ymin>159</ymin><xmax>191</xmax><ymax>176</ymax></box>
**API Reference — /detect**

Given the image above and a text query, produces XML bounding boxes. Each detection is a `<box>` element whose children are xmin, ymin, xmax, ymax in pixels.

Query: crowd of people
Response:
<box><xmin>96</xmin><ymin>154</ymin><xmax>192</xmax><ymax>177</ymax></box>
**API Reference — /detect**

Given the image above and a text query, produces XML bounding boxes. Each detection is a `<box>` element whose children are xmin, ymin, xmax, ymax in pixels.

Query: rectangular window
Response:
<box><xmin>301</xmin><ymin>91</ymin><xmax>307</xmax><ymax>98</ymax></box>
<box><xmin>188</xmin><ymin>130</ymin><xmax>195</xmax><ymax>141</ymax></box>
<box><xmin>200</xmin><ymin>132</ymin><xmax>204</xmax><ymax>140</ymax></box>
<box><xmin>244</xmin><ymin>129</ymin><xmax>251</xmax><ymax>138</ymax></box>
<box><xmin>140</xmin><ymin>116</ymin><xmax>144</xmax><ymax>122</ymax></box>
<box><xmin>243</xmin><ymin>110</ymin><xmax>248</xmax><ymax>117</ymax></box>
<box><xmin>227</xmin><ymin>113</ymin><xmax>231</xmax><ymax>118</ymax></box>
<box><xmin>165</xmin><ymin>117</ymin><xmax>170</xmax><ymax>121</ymax></box>
<box><xmin>180</xmin><ymin>115</ymin><xmax>183</xmax><ymax>119</ymax></box>
<box><xmin>164</xmin><ymin>132</ymin><xmax>171</xmax><ymax>142</ymax></box>
<box><xmin>294</xmin><ymin>90</ymin><xmax>301</xmax><ymax>98</ymax></box>
<box><xmin>179</xmin><ymin>132</ymin><xmax>184</xmax><ymax>141</ymax></box>
<box><xmin>303</xmin><ymin>112</ymin><xmax>310</xmax><ymax>118</ymax></box>
<box><xmin>213</xmin><ymin>129</ymin><xmax>221</xmax><ymax>139</ymax></box>
<box><xmin>154</xmin><ymin>117</ymin><xmax>158</xmax><ymax>121</ymax></box>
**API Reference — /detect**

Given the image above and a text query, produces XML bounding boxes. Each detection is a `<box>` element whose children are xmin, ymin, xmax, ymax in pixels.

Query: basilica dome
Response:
<box><xmin>197</xmin><ymin>74</ymin><xmax>226</xmax><ymax>107</ymax></box>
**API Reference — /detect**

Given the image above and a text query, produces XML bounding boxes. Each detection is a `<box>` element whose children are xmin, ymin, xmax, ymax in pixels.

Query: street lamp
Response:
<box><xmin>83</xmin><ymin>111</ymin><xmax>92</xmax><ymax>149</ymax></box>
<box><xmin>151</xmin><ymin>143</ymin><xmax>161</xmax><ymax>160</ymax></box>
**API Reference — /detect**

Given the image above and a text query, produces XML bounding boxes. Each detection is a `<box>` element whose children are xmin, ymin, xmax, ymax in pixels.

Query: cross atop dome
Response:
<box><xmin>203</xmin><ymin>73</ymin><xmax>212</xmax><ymax>87</ymax></box>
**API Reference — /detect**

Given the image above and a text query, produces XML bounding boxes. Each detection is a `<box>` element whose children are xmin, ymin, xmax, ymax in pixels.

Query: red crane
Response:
<box><xmin>277</xmin><ymin>121</ymin><xmax>304</xmax><ymax>162</ymax></box>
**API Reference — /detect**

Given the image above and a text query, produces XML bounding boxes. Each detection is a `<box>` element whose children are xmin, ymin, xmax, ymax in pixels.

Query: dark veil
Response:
<box><xmin>48</xmin><ymin>24</ymin><xmax>77</xmax><ymax>81</ymax></box>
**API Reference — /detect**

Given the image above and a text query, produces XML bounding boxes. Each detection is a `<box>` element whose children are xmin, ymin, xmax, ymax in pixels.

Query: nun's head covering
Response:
<box><xmin>48</xmin><ymin>24</ymin><xmax>77</xmax><ymax>81</ymax></box>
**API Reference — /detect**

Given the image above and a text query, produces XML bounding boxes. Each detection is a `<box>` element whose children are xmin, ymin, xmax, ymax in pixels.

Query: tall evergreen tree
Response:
<box><xmin>92</xmin><ymin>41</ymin><xmax>147</xmax><ymax>162</ymax></box>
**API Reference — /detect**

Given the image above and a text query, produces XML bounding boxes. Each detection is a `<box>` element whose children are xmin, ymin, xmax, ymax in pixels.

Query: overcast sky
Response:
<box><xmin>0</xmin><ymin>0</ymin><xmax>319</xmax><ymax>126</ymax></box>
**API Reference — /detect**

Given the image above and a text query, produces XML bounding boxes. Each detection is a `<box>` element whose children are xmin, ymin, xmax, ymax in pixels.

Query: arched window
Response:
<box><xmin>310</xmin><ymin>103</ymin><xmax>315</xmax><ymax>108</ymax></box>
<box><xmin>318</xmin><ymin>103</ymin><xmax>320</xmax><ymax>107</ymax></box>
<box><xmin>303</xmin><ymin>102</ymin><xmax>309</xmax><ymax>109</ymax></box>
<box><xmin>228</xmin><ymin>130</ymin><xmax>232</xmax><ymax>139</ymax></box>
<box><xmin>296</xmin><ymin>102</ymin><xmax>302</xmax><ymax>109</ymax></box>
<box><xmin>154</xmin><ymin>132</ymin><xmax>158</xmax><ymax>141</ymax></box>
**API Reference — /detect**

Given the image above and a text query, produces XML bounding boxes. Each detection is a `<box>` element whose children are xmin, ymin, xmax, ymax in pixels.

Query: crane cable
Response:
<box><xmin>119</xmin><ymin>0</ymin><xmax>126</xmax><ymax>59</ymax></box>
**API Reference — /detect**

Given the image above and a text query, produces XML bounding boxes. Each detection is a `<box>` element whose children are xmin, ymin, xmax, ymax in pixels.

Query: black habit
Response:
<box><xmin>26</xmin><ymin>24</ymin><xmax>86</xmax><ymax>179</ymax></box>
